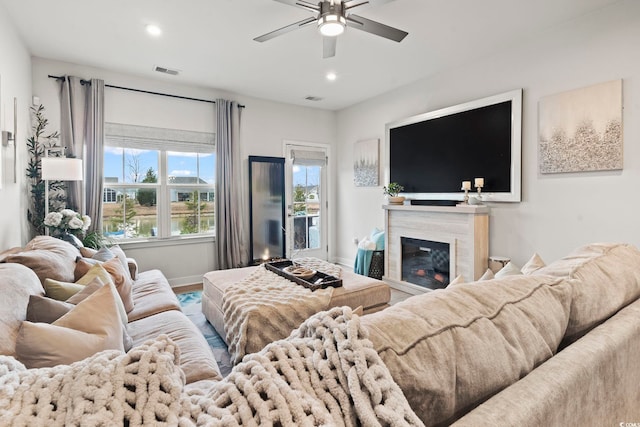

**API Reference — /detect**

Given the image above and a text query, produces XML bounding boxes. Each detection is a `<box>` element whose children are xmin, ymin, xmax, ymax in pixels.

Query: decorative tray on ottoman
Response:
<box><xmin>265</xmin><ymin>260</ymin><xmax>343</xmax><ymax>291</ymax></box>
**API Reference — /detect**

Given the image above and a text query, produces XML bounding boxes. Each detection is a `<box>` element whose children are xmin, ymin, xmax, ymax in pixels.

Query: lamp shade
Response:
<box><xmin>41</xmin><ymin>158</ymin><xmax>83</xmax><ymax>181</ymax></box>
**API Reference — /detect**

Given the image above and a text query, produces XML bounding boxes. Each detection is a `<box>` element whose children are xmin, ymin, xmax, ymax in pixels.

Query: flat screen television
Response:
<box><xmin>386</xmin><ymin>89</ymin><xmax>522</xmax><ymax>203</ymax></box>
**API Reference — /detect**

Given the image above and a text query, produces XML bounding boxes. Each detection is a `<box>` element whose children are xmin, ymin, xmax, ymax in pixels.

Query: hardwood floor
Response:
<box><xmin>173</xmin><ymin>283</ymin><xmax>203</xmax><ymax>294</ymax></box>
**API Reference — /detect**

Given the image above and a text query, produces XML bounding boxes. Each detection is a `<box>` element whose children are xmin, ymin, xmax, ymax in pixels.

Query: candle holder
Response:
<box><xmin>462</xmin><ymin>187</ymin><xmax>470</xmax><ymax>204</ymax></box>
<box><xmin>476</xmin><ymin>184</ymin><xmax>483</xmax><ymax>201</ymax></box>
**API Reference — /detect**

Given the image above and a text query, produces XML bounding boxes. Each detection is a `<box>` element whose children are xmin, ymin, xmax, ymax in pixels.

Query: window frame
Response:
<box><xmin>103</xmin><ymin>123</ymin><xmax>215</xmax><ymax>241</ymax></box>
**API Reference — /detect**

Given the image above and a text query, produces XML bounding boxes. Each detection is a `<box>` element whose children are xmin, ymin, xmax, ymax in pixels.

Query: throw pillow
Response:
<box><xmin>521</xmin><ymin>252</ymin><xmax>546</xmax><ymax>275</ymax></box>
<box><xmin>75</xmin><ymin>259</ymin><xmax>135</xmax><ymax>313</ymax></box>
<box><xmin>92</xmin><ymin>246</ymin><xmax>115</xmax><ymax>262</ymax></box>
<box><xmin>447</xmin><ymin>274</ymin><xmax>465</xmax><ymax>287</ymax></box>
<box><xmin>79</xmin><ymin>246</ymin><xmax>98</xmax><ymax>258</ymax></box>
<box><xmin>16</xmin><ymin>282</ymin><xmax>124</xmax><ymax>368</ymax></box>
<box><xmin>4</xmin><ymin>236</ymin><xmax>79</xmax><ymax>284</ymax></box>
<box><xmin>43</xmin><ymin>278</ymin><xmax>85</xmax><ymax>301</ymax></box>
<box><xmin>479</xmin><ymin>268</ymin><xmax>495</xmax><ymax>281</ymax></box>
<box><xmin>494</xmin><ymin>261</ymin><xmax>522</xmax><ymax>278</ymax></box>
<box><xmin>75</xmin><ymin>261</ymin><xmax>114</xmax><ymax>286</ymax></box>
<box><xmin>66</xmin><ymin>278</ymin><xmax>133</xmax><ymax>351</ymax></box>
<box><xmin>109</xmin><ymin>245</ymin><xmax>133</xmax><ymax>281</ymax></box>
<box><xmin>26</xmin><ymin>295</ymin><xmax>74</xmax><ymax>323</ymax></box>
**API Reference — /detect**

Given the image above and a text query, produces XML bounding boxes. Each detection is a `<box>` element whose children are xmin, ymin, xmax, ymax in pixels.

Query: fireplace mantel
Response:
<box><xmin>383</xmin><ymin>204</ymin><xmax>489</xmax><ymax>294</ymax></box>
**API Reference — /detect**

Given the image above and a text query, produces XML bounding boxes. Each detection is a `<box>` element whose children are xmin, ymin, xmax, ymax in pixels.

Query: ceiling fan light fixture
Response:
<box><xmin>318</xmin><ymin>14</ymin><xmax>346</xmax><ymax>37</ymax></box>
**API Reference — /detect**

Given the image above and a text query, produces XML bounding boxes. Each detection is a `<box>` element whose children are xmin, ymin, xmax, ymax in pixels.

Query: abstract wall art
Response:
<box><xmin>539</xmin><ymin>79</ymin><xmax>623</xmax><ymax>174</ymax></box>
<box><xmin>353</xmin><ymin>138</ymin><xmax>379</xmax><ymax>186</ymax></box>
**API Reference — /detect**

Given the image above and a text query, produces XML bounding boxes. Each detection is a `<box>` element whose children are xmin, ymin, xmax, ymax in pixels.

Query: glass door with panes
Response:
<box><xmin>285</xmin><ymin>143</ymin><xmax>328</xmax><ymax>260</ymax></box>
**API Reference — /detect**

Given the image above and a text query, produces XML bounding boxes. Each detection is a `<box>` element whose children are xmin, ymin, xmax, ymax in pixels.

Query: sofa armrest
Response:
<box><xmin>127</xmin><ymin>257</ymin><xmax>138</xmax><ymax>280</ymax></box>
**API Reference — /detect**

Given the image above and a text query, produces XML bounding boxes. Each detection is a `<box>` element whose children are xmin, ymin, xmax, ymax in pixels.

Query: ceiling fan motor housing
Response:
<box><xmin>318</xmin><ymin>1</ymin><xmax>347</xmax><ymax>36</ymax></box>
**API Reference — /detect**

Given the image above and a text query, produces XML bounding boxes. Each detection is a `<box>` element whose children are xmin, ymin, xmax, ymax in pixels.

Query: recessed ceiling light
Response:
<box><xmin>326</xmin><ymin>72</ymin><xmax>337</xmax><ymax>81</ymax></box>
<box><xmin>145</xmin><ymin>24</ymin><xmax>162</xmax><ymax>37</ymax></box>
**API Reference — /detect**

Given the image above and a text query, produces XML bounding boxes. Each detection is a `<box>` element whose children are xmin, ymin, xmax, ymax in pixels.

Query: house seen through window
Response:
<box><xmin>102</xmin><ymin>123</ymin><xmax>215</xmax><ymax>240</ymax></box>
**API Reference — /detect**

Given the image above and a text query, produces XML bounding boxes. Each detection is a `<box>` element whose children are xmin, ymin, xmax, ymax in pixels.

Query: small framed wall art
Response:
<box><xmin>353</xmin><ymin>138</ymin><xmax>379</xmax><ymax>187</ymax></box>
<box><xmin>538</xmin><ymin>79</ymin><xmax>623</xmax><ymax>174</ymax></box>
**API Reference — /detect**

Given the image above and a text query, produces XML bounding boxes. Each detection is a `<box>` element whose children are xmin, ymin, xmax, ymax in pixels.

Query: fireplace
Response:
<box><xmin>384</xmin><ymin>204</ymin><xmax>488</xmax><ymax>295</ymax></box>
<box><xmin>401</xmin><ymin>237</ymin><xmax>452</xmax><ymax>290</ymax></box>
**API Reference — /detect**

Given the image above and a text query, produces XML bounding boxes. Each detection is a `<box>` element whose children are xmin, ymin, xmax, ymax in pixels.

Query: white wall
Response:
<box><xmin>31</xmin><ymin>57</ymin><xmax>336</xmax><ymax>285</ymax></box>
<box><xmin>335</xmin><ymin>0</ymin><xmax>640</xmax><ymax>267</ymax></box>
<box><xmin>0</xmin><ymin>6</ymin><xmax>32</xmax><ymax>250</ymax></box>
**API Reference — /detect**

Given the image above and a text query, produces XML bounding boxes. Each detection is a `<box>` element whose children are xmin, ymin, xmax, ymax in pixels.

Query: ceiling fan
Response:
<box><xmin>254</xmin><ymin>0</ymin><xmax>408</xmax><ymax>58</ymax></box>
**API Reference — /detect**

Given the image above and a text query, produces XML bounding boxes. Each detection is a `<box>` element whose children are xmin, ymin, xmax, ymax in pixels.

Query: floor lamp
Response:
<box><xmin>41</xmin><ymin>156</ymin><xmax>83</xmax><ymax>235</ymax></box>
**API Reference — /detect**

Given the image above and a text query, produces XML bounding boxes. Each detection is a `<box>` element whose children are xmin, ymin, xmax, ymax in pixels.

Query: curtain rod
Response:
<box><xmin>47</xmin><ymin>74</ymin><xmax>245</xmax><ymax>108</ymax></box>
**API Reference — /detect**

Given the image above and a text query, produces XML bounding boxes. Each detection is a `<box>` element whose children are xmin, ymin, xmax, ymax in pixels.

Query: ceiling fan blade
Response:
<box><xmin>346</xmin><ymin>14</ymin><xmax>408</xmax><ymax>42</ymax></box>
<box><xmin>323</xmin><ymin>36</ymin><xmax>337</xmax><ymax>58</ymax></box>
<box><xmin>273</xmin><ymin>0</ymin><xmax>320</xmax><ymax>13</ymax></box>
<box><xmin>254</xmin><ymin>17</ymin><xmax>317</xmax><ymax>42</ymax></box>
<box><xmin>344</xmin><ymin>0</ymin><xmax>395</xmax><ymax>8</ymax></box>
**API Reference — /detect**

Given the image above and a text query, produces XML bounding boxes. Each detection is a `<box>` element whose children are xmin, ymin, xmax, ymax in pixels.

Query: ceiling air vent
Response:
<box><xmin>154</xmin><ymin>65</ymin><xmax>180</xmax><ymax>76</ymax></box>
<box><xmin>305</xmin><ymin>96</ymin><xmax>323</xmax><ymax>101</ymax></box>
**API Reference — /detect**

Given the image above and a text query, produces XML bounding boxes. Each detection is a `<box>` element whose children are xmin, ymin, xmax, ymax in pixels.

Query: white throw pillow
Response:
<box><xmin>447</xmin><ymin>274</ymin><xmax>465</xmax><ymax>286</ymax></box>
<box><xmin>479</xmin><ymin>268</ymin><xmax>495</xmax><ymax>281</ymax></box>
<box><xmin>521</xmin><ymin>253</ymin><xmax>546</xmax><ymax>275</ymax></box>
<box><xmin>494</xmin><ymin>261</ymin><xmax>523</xmax><ymax>278</ymax></box>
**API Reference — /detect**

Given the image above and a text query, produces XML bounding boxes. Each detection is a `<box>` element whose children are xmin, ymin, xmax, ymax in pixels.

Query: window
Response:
<box><xmin>103</xmin><ymin>123</ymin><xmax>215</xmax><ymax>240</ymax></box>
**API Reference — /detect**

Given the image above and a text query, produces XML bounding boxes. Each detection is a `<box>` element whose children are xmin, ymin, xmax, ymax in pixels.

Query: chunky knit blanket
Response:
<box><xmin>1</xmin><ymin>307</ymin><xmax>424</xmax><ymax>426</ymax></box>
<box><xmin>223</xmin><ymin>259</ymin><xmax>341</xmax><ymax>364</ymax></box>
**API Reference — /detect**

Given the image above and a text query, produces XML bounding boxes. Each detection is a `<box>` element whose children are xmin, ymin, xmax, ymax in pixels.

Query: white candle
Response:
<box><xmin>461</xmin><ymin>181</ymin><xmax>471</xmax><ymax>190</ymax></box>
<box><xmin>474</xmin><ymin>177</ymin><xmax>484</xmax><ymax>188</ymax></box>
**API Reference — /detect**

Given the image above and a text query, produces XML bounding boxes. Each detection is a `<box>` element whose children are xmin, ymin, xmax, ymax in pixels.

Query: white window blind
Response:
<box><xmin>105</xmin><ymin>122</ymin><xmax>215</xmax><ymax>153</ymax></box>
<box><xmin>291</xmin><ymin>149</ymin><xmax>326</xmax><ymax>166</ymax></box>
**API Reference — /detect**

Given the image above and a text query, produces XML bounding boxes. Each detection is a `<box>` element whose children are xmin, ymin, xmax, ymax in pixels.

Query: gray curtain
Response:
<box><xmin>84</xmin><ymin>79</ymin><xmax>105</xmax><ymax>232</ymax></box>
<box><xmin>215</xmin><ymin>99</ymin><xmax>248</xmax><ymax>269</ymax></box>
<box><xmin>59</xmin><ymin>76</ymin><xmax>85</xmax><ymax>212</ymax></box>
<box><xmin>59</xmin><ymin>76</ymin><xmax>105</xmax><ymax>230</ymax></box>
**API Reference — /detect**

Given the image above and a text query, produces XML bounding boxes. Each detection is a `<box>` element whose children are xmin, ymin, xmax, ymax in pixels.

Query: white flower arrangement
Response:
<box><xmin>44</xmin><ymin>209</ymin><xmax>91</xmax><ymax>237</ymax></box>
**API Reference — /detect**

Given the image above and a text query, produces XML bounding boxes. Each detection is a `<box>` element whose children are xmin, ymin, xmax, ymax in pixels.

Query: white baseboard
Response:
<box><xmin>333</xmin><ymin>256</ymin><xmax>354</xmax><ymax>269</ymax></box>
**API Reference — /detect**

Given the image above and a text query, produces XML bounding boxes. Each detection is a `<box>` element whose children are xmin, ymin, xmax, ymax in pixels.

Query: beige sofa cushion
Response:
<box><xmin>0</xmin><ymin>264</ymin><xmax>45</xmax><ymax>356</ymax></box>
<box><xmin>360</xmin><ymin>274</ymin><xmax>572</xmax><ymax>426</ymax></box>
<box><xmin>128</xmin><ymin>309</ymin><xmax>221</xmax><ymax>384</ymax></box>
<box><xmin>16</xmin><ymin>282</ymin><xmax>124</xmax><ymax>368</ymax></box>
<box><xmin>3</xmin><ymin>236</ymin><xmax>79</xmax><ymax>283</ymax></box>
<box><xmin>127</xmin><ymin>269</ymin><xmax>181</xmax><ymax>322</ymax></box>
<box><xmin>534</xmin><ymin>243</ymin><xmax>640</xmax><ymax>341</ymax></box>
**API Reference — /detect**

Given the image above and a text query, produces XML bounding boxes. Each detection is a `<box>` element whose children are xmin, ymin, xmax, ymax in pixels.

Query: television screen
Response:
<box><xmin>386</xmin><ymin>89</ymin><xmax>522</xmax><ymax>202</ymax></box>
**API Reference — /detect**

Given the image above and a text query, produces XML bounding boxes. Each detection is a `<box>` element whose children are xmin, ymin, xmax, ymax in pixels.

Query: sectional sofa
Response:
<box><xmin>1</xmin><ymin>238</ymin><xmax>639</xmax><ymax>425</ymax></box>
<box><xmin>0</xmin><ymin>236</ymin><xmax>221</xmax><ymax>386</ymax></box>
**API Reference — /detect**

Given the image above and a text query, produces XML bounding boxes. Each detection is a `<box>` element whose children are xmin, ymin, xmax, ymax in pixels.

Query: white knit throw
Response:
<box><xmin>0</xmin><ymin>336</ymin><xmax>185</xmax><ymax>426</ymax></box>
<box><xmin>0</xmin><ymin>308</ymin><xmax>424</xmax><ymax>427</ymax></box>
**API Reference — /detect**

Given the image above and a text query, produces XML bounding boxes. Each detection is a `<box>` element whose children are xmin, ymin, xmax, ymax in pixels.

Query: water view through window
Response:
<box><xmin>102</xmin><ymin>147</ymin><xmax>215</xmax><ymax>239</ymax></box>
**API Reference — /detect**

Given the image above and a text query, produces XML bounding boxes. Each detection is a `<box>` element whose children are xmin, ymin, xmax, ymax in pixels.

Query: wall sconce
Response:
<box><xmin>41</xmin><ymin>155</ymin><xmax>84</xmax><ymax>234</ymax></box>
<box><xmin>1</xmin><ymin>98</ymin><xmax>18</xmax><ymax>183</ymax></box>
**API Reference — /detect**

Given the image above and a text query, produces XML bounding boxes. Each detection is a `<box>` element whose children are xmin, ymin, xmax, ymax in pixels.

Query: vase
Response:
<box><xmin>388</xmin><ymin>196</ymin><xmax>406</xmax><ymax>205</ymax></box>
<box><xmin>58</xmin><ymin>232</ymin><xmax>83</xmax><ymax>248</ymax></box>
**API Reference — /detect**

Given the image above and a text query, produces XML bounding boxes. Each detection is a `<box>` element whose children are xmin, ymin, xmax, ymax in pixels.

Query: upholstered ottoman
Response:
<box><xmin>202</xmin><ymin>265</ymin><xmax>390</xmax><ymax>344</ymax></box>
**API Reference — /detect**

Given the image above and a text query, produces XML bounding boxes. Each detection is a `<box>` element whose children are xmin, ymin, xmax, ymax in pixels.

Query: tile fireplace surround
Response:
<box><xmin>383</xmin><ymin>204</ymin><xmax>489</xmax><ymax>294</ymax></box>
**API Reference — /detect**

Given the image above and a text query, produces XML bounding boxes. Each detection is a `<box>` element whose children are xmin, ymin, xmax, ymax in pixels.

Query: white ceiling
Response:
<box><xmin>1</xmin><ymin>0</ymin><xmax>621</xmax><ymax>110</ymax></box>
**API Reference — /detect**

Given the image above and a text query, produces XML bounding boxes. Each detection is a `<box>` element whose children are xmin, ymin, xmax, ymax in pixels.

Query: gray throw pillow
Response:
<box><xmin>26</xmin><ymin>295</ymin><xmax>74</xmax><ymax>323</ymax></box>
